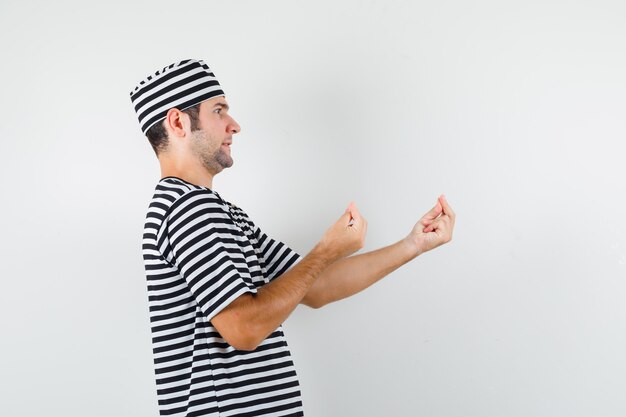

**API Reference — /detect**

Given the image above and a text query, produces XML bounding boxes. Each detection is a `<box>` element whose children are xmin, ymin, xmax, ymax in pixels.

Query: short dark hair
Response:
<box><xmin>146</xmin><ymin>103</ymin><xmax>202</xmax><ymax>157</ymax></box>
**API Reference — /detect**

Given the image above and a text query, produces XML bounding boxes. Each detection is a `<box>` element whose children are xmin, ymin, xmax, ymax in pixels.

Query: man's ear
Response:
<box><xmin>164</xmin><ymin>108</ymin><xmax>189</xmax><ymax>138</ymax></box>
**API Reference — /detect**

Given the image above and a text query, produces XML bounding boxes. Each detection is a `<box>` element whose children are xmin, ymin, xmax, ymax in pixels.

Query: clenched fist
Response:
<box><xmin>406</xmin><ymin>194</ymin><xmax>456</xmax><ymax>255</ymax></box>
<box><xmin>318</xmin><ymin>201</ymin><xmax>368</xmax><ymax>262</ymax></box>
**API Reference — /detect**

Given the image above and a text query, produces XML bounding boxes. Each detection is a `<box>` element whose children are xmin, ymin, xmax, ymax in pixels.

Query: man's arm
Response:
<box><xmin>301</xmin><ymin>194</ymin><xmax>456</xmax><ymax>309</ymax></box>
<box><xmin>300</xmin><ymin>237</ymin><xmax>419</xmax><ymax>309</ymax></box>
<box><xmin>212</xmin><ymin>243</ymin><xmax>333</xmax><ymax>351</ymax></box>
<box><xmin>211</xmin><ymin>203</ymin><xmax>367</xmax><ymax>351</ymax></box>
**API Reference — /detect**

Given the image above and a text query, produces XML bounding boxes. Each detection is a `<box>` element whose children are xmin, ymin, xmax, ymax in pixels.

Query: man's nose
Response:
<box><xmin>228</xmin><ymin>116</ymin><xmax>241</xmax><ymax>134</ymax></box>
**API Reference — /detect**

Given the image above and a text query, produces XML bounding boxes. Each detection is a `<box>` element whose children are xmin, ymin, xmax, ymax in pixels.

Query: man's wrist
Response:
<box><xmin>310</xmin><ymin>241</ymin><xmax>340</xmax><ymax>265</ymax></box>
<box><xmin>402</xmin><ymin>234</ymin><xmax>423</xmax><ymax>260</ymax></box>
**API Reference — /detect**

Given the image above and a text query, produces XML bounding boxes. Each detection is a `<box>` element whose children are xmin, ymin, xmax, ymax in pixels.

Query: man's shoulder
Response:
<box><xmin>157</xmin><ymin>176</ymin><xmax>220</xmax><ymax>203</ymax></box>
<box><xmin>145</xmin><ymin>177</ymin><xmax>226</xmax><ymax>225</ymax></box>
<box><xmin>156</xmin><ymin>176</ymin><xmax>211</xmax><ymax>196</ymax></box>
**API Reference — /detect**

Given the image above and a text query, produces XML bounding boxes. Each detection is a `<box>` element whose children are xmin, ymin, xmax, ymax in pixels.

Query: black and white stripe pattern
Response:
<box><xmin>130</xmin><ymin>59</ymin><xmax>225</xmax><ymax>134</ymax></box>
<box><xmin>143</xmin><ymin>177</ymin><xmax>305</xmax><ymax>417</ymax></box>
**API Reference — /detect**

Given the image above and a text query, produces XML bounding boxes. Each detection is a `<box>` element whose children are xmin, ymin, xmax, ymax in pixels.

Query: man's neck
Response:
<box><xmin>159</xmin><ymin>157</ymin><xmax>215</xmax><ymax>189</ymax></box>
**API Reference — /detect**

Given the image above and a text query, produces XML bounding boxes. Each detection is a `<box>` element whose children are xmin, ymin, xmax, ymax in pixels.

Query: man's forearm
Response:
<box><xmin>301</xmin><ymin>237</ymin><xmax>420</xmax><ymax>308</ymax></box>
<box><xmin>213</xmin><ymin>242</ymin><xmax>336</xmax><ymax>350</ymax></box>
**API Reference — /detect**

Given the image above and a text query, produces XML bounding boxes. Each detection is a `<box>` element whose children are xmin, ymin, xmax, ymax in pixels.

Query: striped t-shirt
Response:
<box><xmin>142</xmin><ymin>176</ymin><xmax>304</xmax><ymax>417</ymax></box>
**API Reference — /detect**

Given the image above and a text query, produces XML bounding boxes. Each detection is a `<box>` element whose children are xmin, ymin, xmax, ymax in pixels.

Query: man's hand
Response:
<box><xmin>317</xmin><ymin>201</ymin><xmax>368</xmax><ymax>262</ymax></box>
<box><xmin>405</xmin><ymin>194</ymin><xmax>456</xmax><ymax>255</ymax></box>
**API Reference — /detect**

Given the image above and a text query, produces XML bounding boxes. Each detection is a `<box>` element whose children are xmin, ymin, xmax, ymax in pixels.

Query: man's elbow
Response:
<box><xmin>303</xmin><ymin>292</ymin><xmax>346</xmax><ymax>309</ymax></box>
<box><xmin>228</xmin><ymin>337</ymin><xmax>259</xmax><ymax>352</ymax></box>
<box><xmin>302</xmin><ymin>299</ymin><xmax>324</xmax><ymax>309</ymax></box>
<box><xmin>221</xmin><ymin>322</ymin><xmax>266</xmax><ymax>351</ymax></box>
<box><xmin>211</xmin><ymin>296</ymin><xmax>267</xmax><ymax>351</ymax></box>
<box><xmin>300</xmin><ymin>293</ymin><xmax>326</xmax><ymax>310</ymax></box>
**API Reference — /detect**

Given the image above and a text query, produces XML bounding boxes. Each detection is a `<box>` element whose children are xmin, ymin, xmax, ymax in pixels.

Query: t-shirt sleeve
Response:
<box><xmin>164</xmin><ymin>191</ymin><xmax>257</xmax><ymax>322</ymax></box>
<box><xmin>252</xmin><ymin>222</ymin><xmax>303</xmax><ymax>283</ymax></box>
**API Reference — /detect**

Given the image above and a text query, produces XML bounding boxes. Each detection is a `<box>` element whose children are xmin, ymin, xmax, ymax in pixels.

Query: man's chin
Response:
<box><xmin>218</xmin><ymin>158</ymin><xmax>234</xmax><ymax>170</ymax></box>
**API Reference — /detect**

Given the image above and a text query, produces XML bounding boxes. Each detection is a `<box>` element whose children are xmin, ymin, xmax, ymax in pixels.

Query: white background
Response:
<box><xmin>1</xmin><ymin>1</ymin><xmax>625</xmax><ymax>416</ymax></box>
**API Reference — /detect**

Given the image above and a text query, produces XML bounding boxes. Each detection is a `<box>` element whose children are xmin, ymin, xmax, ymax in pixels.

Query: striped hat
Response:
<box><xmin>130</xmin><ymin>59</ymin><xmax>225</xmax><ymax>134</ymax></box>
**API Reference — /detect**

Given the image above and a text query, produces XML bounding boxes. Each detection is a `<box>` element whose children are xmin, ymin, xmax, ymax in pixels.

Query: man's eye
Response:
<box><xmin>214</xmin><ymin>108</ymin><xmax>221</xmax><ymax>114</ymax></box>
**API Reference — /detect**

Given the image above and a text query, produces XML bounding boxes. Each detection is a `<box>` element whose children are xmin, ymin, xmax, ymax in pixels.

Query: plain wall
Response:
<box><xmin>1</xmin><ymin>1</ymin><xmax>625</xmax><ymax>416</ymax></box>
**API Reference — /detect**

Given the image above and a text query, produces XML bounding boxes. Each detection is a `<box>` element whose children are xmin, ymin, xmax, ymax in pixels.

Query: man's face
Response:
<box><xmin>189</xmin><ymin>96</ymin><xmax>241</xmax><ymax>175</ymax></box>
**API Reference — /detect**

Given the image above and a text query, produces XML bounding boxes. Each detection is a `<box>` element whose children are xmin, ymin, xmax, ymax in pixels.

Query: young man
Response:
<box><xmin>132</xmin><ymin>59</ymin><xmax>455</xmax><ymax>417</ymax></box>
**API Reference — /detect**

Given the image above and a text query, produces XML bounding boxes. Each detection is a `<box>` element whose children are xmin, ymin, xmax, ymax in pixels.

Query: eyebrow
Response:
<box><xmin>213</xmin><ymin>102</ymin><xmax>230</xmax><ymax>111</ymax></box>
